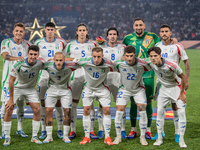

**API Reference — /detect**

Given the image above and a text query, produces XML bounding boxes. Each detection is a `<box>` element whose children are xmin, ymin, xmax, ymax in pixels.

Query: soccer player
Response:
<box><xmin>34</xmin><ymin>22</ymin><xmax>66</xmax><ymax>139</ymax></box>
<box><xmin>147</xmin><ymin>47</ymin><xmax>187</xmax><ymax>148</ymax></box>
<box><xmin>64</xmin><ymin>23</ymin><xmax>98</xmax><ymax>139</ymax></box>
<box><xmin>152</xmin><ymin>24</ymin><xmax>190</xmax><ymax>142</ymax></box>
<box><xmin>122</xmin><ymin>17</ymin><xmax>177</xmax><ymax>139</ymax></box>
<box><xmin>72</xmin><ymin>47</ymin><xmax>115</xmax><ymax>145</ymax></box>
<box><xmin>0</xmin><ymin>23</ymin><xmax>31</xmax><ymax>139</ymax></box>
<box><xmin>3</xmin><ymin>45</ymin><xmax>44</xmax><ymax>146</ymax></box>
<box><xmin>42</xmin><ymin>52</ymin><xmax>79</xmax><ymax>144</ymax></box>
<box><xmin>113</xmin><ymin>46</ymin><xmax>151</xmax><ymax>146</ymax></box>
<box><xmin>97</xmin><ymin>27</ymin><xmax>126</xmax><ymax>139</ymax></box>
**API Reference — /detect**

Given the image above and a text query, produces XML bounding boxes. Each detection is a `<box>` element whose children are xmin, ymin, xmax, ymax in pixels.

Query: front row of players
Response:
<box><xmin>3</xmin><ymin>45</ymin><xmax>187</xmax><ymax>148</ymax></box>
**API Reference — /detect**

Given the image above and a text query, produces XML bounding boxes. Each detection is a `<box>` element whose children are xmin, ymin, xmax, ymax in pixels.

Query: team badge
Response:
<box><xmin>55</xmin><ymin>44</ymin><xmax>59</xmax><ymax>50</ymax></box>
<box><xmin>146</xmin><ymin>39</ymin><xmax>150</xmax><ymax>45</ymax></box>
<box><xmin>101</xmin><ymin>69</ymin><xmax>106</xmax><ymax>73</ymax></box>
<box><xmin>136</xmin><ymin>68</ymin><xmax>140</xmax><ymax>73</ymax></box>
<box><xmin>170</xmin><ymin>48</ymin><xmax>174</xmax><ymax>53</ymax></box>
<box><xmin>88</xmin><ymin>45</ymin><xmax>92</xmax><ymax>50</ymax></box>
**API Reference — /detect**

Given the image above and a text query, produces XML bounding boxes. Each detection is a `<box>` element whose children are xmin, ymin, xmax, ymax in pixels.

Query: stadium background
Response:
<box><xmin>0</xmin><ymin>0</ymin><xmax>200</xmax><ymax>149</ymax></box>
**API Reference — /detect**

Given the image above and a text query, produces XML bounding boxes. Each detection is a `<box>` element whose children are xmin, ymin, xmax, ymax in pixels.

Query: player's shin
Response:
<box><xmin>16</xmin><ymin>99</ymin><xmax>24</xmax><ymax>131</ymax></box>
<box><xmin>115</xmin><ymin>111</ymin><xmax>123</xmax><ymax>137</ymax></box>
<box><xmin>173</xmin><ymin>110</ymin><xmax>179</xmax><ymax>134</ymax></box>
<box><xmin>83</xmin><ymin>115</ymin><xmax>91</xmax><ymax>138</ymax></box>
<box><xmin>156</xmin><ymin>107</ymin><xmax>165</xmax><ymax>139</ymax></box>
<box><xmin>40</xmin><ymin>103</ymin><xmax>46</xmax><ymax>131</ymax></box>
<box><xmin>98</xmin><ymin>106</ymin><xmax>104</xmax><ymax>131</ymax></box>
<box><xmin>55</xmin><ymin>106</ymin><xmax>63</xmax><ymax>131</ymax></box>
<box><xmin>1</xmin><ymin>102</ymin><xmax>5</xmax><ymax>133</ymax></box>
<box><xmin>177</xmin><ymin>106</ymin><xmax>186</xmax><ymax>141</ymax></box>
<box><xmin>121</xmin><ymin>110</ymin><xmax>126</xmax><ymax>132</ymax></box>
<box><xmin>32</xmin><ymin>120</ymin><xmax>40</xmax><ymax>137</ymax></box>
<box><xmin>90</xmin><ymin>103</ymin><xmax>95</xmax><ymax>132</ymax></box>
<box><xmin>130</xmin><ymin>100</ymin><xmax>137</xmax><ymax>131</ymax></box>
<box><xmin>71</xmin><ymin>102</ymin><xmax>78</xmax><ymax>132</ymax></box>
<box><xmin>139</xmin><ymin>111</ymin><xmax>147</xmax><ymax>137</ymax></box>
<box><xmin>103</xmin><ymin>115</ymin><xmax>111</xmax><ymax>138</ymax></box>
<box><xmin>4</xmin><ymin>122</ymin><xmax>11</xmax><ymax>138</ymax></box>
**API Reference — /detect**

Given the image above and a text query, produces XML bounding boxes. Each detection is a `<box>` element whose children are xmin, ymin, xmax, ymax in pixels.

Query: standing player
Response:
<box><xmin>34</xmin><ymin>22</ymin><xmax>66</xmax><ymax>139</ymax></box>
<box><xmin>0</xmin><ymin>23</ymin><xmax>31</xmax><ymax>139</ymax></box>
<box><xmin>3</xmin><ymin>45</ymin><xmax>44</xmax><ymax>146</ymax></box>
<box><xmin>147</xmin><ymin>47</ymin><xmax>187</xmax><ymax>148</ymax></box>
<box><xmin>113</xmin><ymin>46</ymin><xmax>151</xmax><ymax>146</ymax></box>
<box><xmin>97</xmin><ymin>27</ymin><xmax>126</xmax><ymax>139</ymax></box>
<box><xmin>42</xmin><ymin>52</ymin><xmax>79</xmax><ymax>144</ymax></box>
<box><xmin>123</xmin><ymin>17</ymin><xmax>161</xmax><ymax>139</ymax></box>
<box><xmin>65</xmin><ymin>23</ymin><xmax>98</xmax><ymax>139</ymax></box>
<box><xmin>152</xmin><ymin>24</ymin><xmax>190</xmax><ymax>142</ymax></box>
<box><xmin>73</xmin><ymin>47</ymin><xmax>115</xmax><ymax>145</ymax></box>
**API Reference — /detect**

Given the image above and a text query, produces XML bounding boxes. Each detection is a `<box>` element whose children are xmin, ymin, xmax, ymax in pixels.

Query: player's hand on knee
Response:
<box><xmin>5</xmin><ymin>99</ymin><xmax>15</xmax><ymax>111</ymax></box>
<box><xmin>177</xmin><ymin>93</ymin><xmax>186</xmax><ymax>104</ymax></box>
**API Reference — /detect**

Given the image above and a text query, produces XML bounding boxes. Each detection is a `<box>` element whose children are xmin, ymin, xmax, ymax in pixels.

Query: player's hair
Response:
<box><xmin>75</xmin><ymin>23</ymin><xmax>89</xmax><ymax>40</ymax></box>
<box><xmin>92</xmin><ymin>47</ymin><xmax>103</xmax><ymax>53</ymax></box>
<box><xmin>124</xmin><ymin>46</ymin><xmax>135</xmax><ymax>54</ymax></box>
<box><xmin>14</xmin><ymin>23</ymin><xmax>25</xmax><ymax>30</ymax></box>
<box><xmin>107</xmin><ymin>27</ymin><xmax>119</xmax><ymax>36</ymax></box>
<box><xmin>134</xmin><ymin>17</ymin><xmax>144</xmax><ymax>23</ymax></box>
<box><xmin>45</xmin><ymin>22</ymin><xmax>55</xmax><ymax>28</ymax></box>
<box><xmin>160</xmin><ymin>24</ymin><xmax>171</xmax><ymax>30</ymax></box>
<box><xmin>55</xmin><ymin>52</ymin><xmax>64</xmax><ymax>57</ymax></box>
<box><xmin>148</xmin><ymin>47</ymin><xmax>161</xmax><ymax>55</ymax></box>
<box><xmin>28</xmin><ymin>45</ymin><xmax>39</xmax><ymax>53</ymax></box>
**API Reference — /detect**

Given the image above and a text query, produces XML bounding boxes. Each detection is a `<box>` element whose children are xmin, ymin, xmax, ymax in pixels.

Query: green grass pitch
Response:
<box><xmin>0</xmin><ymin>49</ymin><xmax>200</xmax><ymax>149</ymax></box>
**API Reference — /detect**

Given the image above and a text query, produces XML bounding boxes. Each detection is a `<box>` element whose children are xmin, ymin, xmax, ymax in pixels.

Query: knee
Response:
<box><xmin>103</xmin><ymin>108</ymin><xmax>110</xmax><ymax>115</ymax></box>
<box><xmin>64</xmin><ymin>108</ymin><xmax>71</xmax><ymax>118</ymax></box>
<box><xmin>33</xmin><ymin>107</ymin><xmax>41</xmax><ymax>115</ymax></box>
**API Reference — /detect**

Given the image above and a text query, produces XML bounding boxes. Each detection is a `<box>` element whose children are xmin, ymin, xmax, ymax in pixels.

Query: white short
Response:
<box><xmin>37</xmin><ymin>70</ymin><xmax>49</xmax><ymax>100</ymax></box>
<box><xmin>107</xmin><ymin>72</ymin><xmax>120</xmax><ymax>102</ymax></box>
<box><xmin>6</xmin><ymin>87</ymin><xmax>40</xmax><ymax>104</ymax></box>
<box><xmin>70</xmin><ymin>68</ymin><xmax>85</xmax><ymax>100</ymax></box>
<box><xmin>45</xmin><ymin>87</ymin><xmax>72</xmax><ymax>108</ymax></box>
<box><xmin>82</xmin><ymin>86</ymin><xmax>111</xmax><ymax>107</ymax></box>
<box><xmin>116</xmin><ymin>87</ymin><xmax>147</xmax><ymax>106</ymax></box>
<box><xmin>157</xmin><ymin>85</ymin><xmax>186</xmax><ymax>108</ymax></box>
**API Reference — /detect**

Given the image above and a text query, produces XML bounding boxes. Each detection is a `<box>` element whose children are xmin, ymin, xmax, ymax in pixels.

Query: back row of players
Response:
<box><xmin>0</xmin><ymin>18</ymin><xmax>190</xmax><ymax>148</ymax></box>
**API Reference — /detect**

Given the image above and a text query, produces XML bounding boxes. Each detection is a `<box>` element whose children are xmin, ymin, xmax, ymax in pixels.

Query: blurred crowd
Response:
<box><xmin>0</xmin><ymin>0</ymin><xmax>199</xmax><ymax>43</ymax></box>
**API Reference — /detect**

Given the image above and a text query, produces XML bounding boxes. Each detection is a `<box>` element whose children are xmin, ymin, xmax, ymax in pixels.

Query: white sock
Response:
<box><xmin>55</xmin><ymin>107</ymin><xmax>63</xmax><ymax>131</ymax></box>
<box><xmin>16</xmin><ymin>100</ymin><xmax>24</xmax><ymax>131</ymax></box>
<box><xmin>63</xmin><ymin>125</ymin><xmax>70</xmax><ymax>136</ymax></box>
<box><xmin>178</xmin><ymin>107</ymin><xmax>186</xmax><ymax>140</ymax></box>
<box><xmin>156</xmin><ymin>107</ymin><xmax>165</xmax><ymax>139</ymax></box>
<box><xmin>4</xmin><ymin>121</ymin><xmax>11</xmax><ymax>138</ymax></box>
<box><xmin>121</xmin><ymin>110</ymin><xmax>126</xmax><ymax>131</ymax></box>
<box><xmin>98</xmin><ymin>106</ymin><xmax>104</xmax><ymax>131</ymax></box>
<box><xmin>131</xmin><ymin>127</ymin><xmax>137</xmax><ymax>132</ymax></box>
<box><xmin>1</xmin><ymin>102</ymin><xmax>5</xmax><ymax>132</ymax></box>
<box><xmin>83</xmin><ymin>115</ymin><xmax>91</xmax><ymax>138</ymax></box>
<box><xmin>90</xmin><ymin>103</ymin><xmax>95</xmax><ymax>132</ymax></box>
<box><xmin>46</xmin><ymin>126</ymin><xmax>53</xmax><ymax>139</ymax></box>
<box><xmin>103</xmin><ymin>115</ymin><xmax>111</xmax><ymax>138</ymax></box>
<box><xmin>139</xmin><ymin>111</ymin><xmax>147</xmax><ymax>137</ymax></box>
<box><xmin>71</xmin><ymin>102</ymin><xmax>78</xmax><ymax>132</ymax></box>
<box><xmin>115</xmin><ymin>111</ymin><xmax>123</xmax><ymax>137</ymax></box>
<box><xmin>32</xmin><ymin>120</ymin><xmax>40</xmax><ymax>137</ymax></box>
<box><xmin>173</xmin><ymin>110</ymin><xmax>179</xmax><ymax>134</ymax></box>
<box><xmin>41</xmin><ymin>106</ymin><xmax>46</xmax><ymax>131</ymax></box>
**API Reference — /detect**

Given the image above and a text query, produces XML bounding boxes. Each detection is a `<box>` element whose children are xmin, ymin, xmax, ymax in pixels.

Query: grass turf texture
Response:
<box><xmin>0</xmin><ymin>49</ymin><xmax>200</xmax><ymax>149</ymax></box>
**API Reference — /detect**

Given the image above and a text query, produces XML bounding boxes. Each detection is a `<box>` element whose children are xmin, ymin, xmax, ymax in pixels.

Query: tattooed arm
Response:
<box><xmin>183</xmin><ymin>59</ymin><xmax>190</xmax><ymax>90</ymax></box>
<box><xmin>2</xmin><ymin>52</ymin><xmax>25</xmax><ymax>62</ymax></box>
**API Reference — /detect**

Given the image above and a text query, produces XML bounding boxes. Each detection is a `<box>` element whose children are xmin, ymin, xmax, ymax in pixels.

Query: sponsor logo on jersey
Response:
<box><xmin>105</xmin><ymin>50</ymin><xmax>108</xmax><ymax>53</ymax></box>
<box><xmin>18</xmin><ymin>52</ymin><xmax>22</xmax><ymax>56</ymax></box>
<box><xmin>42</xmin><ymin>46</ymin><xmax>47</xmax><ymax>49</ymax></box>
<box><xmin>88</xmin><ymin>45</ymin><xmax>91</xmax><ymax>50</ymax></box>
<box><xmin>122</xmin><ymin>69</ymin><xmax>127</xmax><ymax>72</ymax></box>
<box><xmin>74</xmin><ymin>47</ymin><xmax>79</xmax><ymax>50</ymax></box>
<box><xmin>88</xmin><ymin>68</ymin><xmax>92</xmax><ymax>70</ymax></box>
<box><xmin>146</xmin><ymin>39</ymin><xmax>150</xmax><ymax>45</ymax></box>
<box><xmin>24</xmin><ymin>70</ymin><xmax>28</xmax><ymax>73</ymax></box>
<box><xmin>12</xmin><ymin>47</ymin><xmax>16</xmax><ymax>50</ymax></box>
<box><xmin>2</xmin><ymin>46</ymin><xmax>6</xmax><ymax>50</ymax></box>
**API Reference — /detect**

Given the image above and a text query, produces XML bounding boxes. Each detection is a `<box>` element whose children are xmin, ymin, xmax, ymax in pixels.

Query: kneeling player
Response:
<box><xmin>148</xmin><ymin>47</ymin><xmax>187</xmax><ymax>148</ymax></box>
<box><xmin>3</xmin><ymin>45</ymin><xmax>44</xmax><ymax>146</ymax></box>
<box><xmin>113</xmin><ymin>46</ymin><xmax>150</xmax><ymax>146</ymax></box>
<box><xmin>43</xmin><ymin>52</ymin><xmax>79</xmax><ymax>144</ymax></box>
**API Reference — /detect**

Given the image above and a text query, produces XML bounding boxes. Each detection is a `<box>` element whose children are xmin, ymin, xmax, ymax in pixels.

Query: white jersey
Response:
<box><xmin>65</xmin><ymin>40</ymin><xmax>97</xmax><ymax>59</ymax></box>
<box><xmin>34</xmin><ymin>37</ymin><xmax>66</xmax><ymax>61</ymax></box>
<box><xmin>155</xmin><ymin>42</ymin><xmax>188</xmax><ymax>65</ymax></box>
<box><xmin>10</xmin><ymin>57</ymin><xmax>44</xmax><ymax>89</ymax></box>
<box><xmin>149</xmin><ymin>58</ymin><xmax>183</xmax><ymax>88</ymax></box>
<box><xmin>115</xmin><ymin>58</ymin><xmax>151</xmax><ymax>92</ymax></box>
<box><xmin>1</xmin><ymin>38</ymin><xmax>31</xmax><ymax>88</ymax></box>
<box><xmin>76</xmin><ymin>57</ymin><xmax>116</xmax><ymax>90</ymax></box>
<box><xmin>100</xmin><ymin>42</ymin><xmax>125</xmax><ymax>62</ymax></box>
<box><xmin>43</xmin><ymin>61</ymin><xmax>80</xmax><ymax>89</ymax></box>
